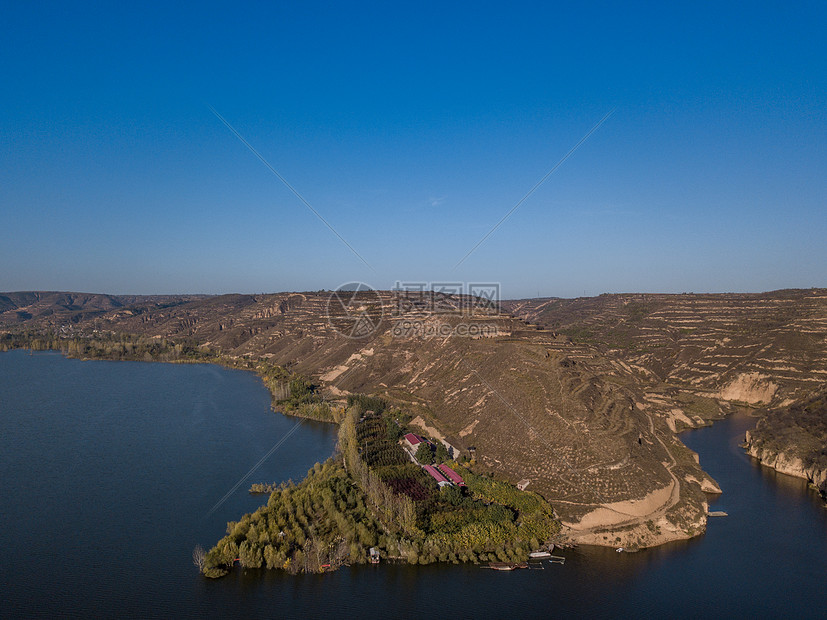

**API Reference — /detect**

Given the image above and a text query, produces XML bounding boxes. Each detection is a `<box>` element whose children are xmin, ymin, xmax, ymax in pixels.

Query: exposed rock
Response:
<box><xmin>717</xmin><ymin>372</ymin><xmax>778</xmax><ymax>405</ymax></box>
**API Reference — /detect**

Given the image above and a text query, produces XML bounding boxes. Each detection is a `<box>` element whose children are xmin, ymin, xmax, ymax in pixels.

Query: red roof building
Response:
<box><xmin>437</xmin><ymin>464</ymin><xmax>466</xmax><ymax>487</ymax></box>
<box><xmin>403</xmin><ymin>433</ymin><xmax>425</xmax><ymax>446</ymax></box>
<box><xmin>423</xmin><ymin>465</ymin><xmax>450</xmax><ymax>485</ymax></box>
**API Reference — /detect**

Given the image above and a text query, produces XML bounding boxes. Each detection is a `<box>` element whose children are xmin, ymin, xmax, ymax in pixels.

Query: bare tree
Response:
<box><xmin>192</xmin><ymin>544</ymin><xmax>206</xmax><ymax>572</ymax></box>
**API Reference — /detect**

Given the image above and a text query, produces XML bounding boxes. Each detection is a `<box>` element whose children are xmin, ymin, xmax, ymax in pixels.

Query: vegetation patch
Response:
<box><xmin>202</xmin><ymin>404</ymin><xmax>560</xmax><ymax>576</ymax></box>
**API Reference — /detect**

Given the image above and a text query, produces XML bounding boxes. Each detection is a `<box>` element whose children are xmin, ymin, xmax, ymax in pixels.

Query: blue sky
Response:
<box><xmin>2</xmin><ymin>2</ymin><xmax>824</xmax><ymax>298</ymax></box>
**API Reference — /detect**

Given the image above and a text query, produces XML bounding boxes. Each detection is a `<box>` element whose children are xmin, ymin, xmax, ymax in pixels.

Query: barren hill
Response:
<box><xmin>4</xmin><ymin>288</ymin><xmax>825</xmax><ymax>547</ymax></box>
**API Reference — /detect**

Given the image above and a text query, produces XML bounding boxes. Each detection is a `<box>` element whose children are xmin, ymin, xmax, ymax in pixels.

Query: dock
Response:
<box><xmin>529</xmin><ymin>544</ymin><xmax>554</xmax><ymax>559</ymax></box>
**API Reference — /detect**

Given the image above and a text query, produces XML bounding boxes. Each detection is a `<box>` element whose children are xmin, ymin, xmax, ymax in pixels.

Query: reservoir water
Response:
<box><xmin>1</xmin><ymin>350</ymin><xmax>825</xmax><ymax>618</ymax></box>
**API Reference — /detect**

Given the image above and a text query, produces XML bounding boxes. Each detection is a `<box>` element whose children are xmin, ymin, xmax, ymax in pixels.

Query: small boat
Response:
<box><xmin>489</xmin><ymin>563</ymin><xmax>516</xmax><ymax>571</ymax></box>
<box><xmin>487</xmin><ymin>562</ymin><xmax>528</xmax><ymax>571</ymax></box>
<box><xmin>616</xmin><ymin>547</ymin><xmax>624</xmax><ymax>553</ymax></box>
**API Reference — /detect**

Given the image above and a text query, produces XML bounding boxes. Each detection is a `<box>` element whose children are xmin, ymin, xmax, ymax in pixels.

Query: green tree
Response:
<box><xmin>289</xmin><ymin>377</ymin><xmax>314</xmax><ymax>400</ymax></box>
<box><xmin>415</xmin><ymin>442</ymin><xmax>434</xmax><ymax>464</ymax></box>
<box><xmin>434</xmin><ymin>442</ymin><xmax>449</xmax><ymax>463</ymax></box>
<box><xmin>386</xmin><ymin>417</ymin><xmax>403</xmax><ymax>441</ymax></box>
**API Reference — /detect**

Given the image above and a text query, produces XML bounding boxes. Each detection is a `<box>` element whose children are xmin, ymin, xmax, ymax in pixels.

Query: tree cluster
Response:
<box><xmin>203</xmin><ymin>460</ymin><xmax>390</xmax><ymax>577</ymax></box>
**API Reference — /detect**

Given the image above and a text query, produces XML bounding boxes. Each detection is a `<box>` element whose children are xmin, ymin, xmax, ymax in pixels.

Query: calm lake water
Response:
<box><xmin>1</xmin><ymin>350</ymin><xmax>825</xmax><ymax>619</ymax></box>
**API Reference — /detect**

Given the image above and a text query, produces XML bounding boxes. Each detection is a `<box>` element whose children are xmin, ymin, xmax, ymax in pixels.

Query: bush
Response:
<box><xmin>441</xmin><ymin>484</ymin><xmax>464</xmax><ymax>506</ymax></box>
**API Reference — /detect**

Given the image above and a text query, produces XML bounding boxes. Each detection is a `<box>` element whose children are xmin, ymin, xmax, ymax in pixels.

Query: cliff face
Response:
<box><xmin>745</xmin><ymin>430</ymin><xmax>827</xmax><ymax>497</ymax></box>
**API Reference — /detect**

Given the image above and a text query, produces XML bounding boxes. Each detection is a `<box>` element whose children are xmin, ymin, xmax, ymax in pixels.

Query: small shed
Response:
<box><xmin>517</xmin><ymin>479</ymin><xmax>531</xmax><ymax>491</ymax></box>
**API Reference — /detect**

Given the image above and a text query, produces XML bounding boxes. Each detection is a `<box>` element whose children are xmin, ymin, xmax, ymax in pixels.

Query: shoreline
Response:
<box><xmin>2</xmin><ymin>343</ymin><xmax>712</xmax><ymax>553</ymax></box>
<box><xmin>744</xmin><ymin>433</ymin><xmax>827</xmax><ymax>500</ymax></box>
<box><xmin>5</xmin><ymin>341</ymin><xmax>813</xmax><ymax>559</ymax></box>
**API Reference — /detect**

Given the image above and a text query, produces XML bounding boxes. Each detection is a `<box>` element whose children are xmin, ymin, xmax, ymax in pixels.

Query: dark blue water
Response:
<box><xmin>1</xmin><ymin>351</ymin><xmax>825</xmax><ymax>618</ymax></box>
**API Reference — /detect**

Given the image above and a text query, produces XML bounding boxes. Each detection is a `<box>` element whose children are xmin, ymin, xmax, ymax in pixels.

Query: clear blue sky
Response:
<box><xmin>2</xmin><ymin>2</ymin><xmax>824</xmax><ymax>299</ymax></box>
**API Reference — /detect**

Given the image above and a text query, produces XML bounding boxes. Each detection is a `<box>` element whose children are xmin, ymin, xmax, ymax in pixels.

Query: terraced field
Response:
<box><xmin>506</xmin><ymin>290</ymin><xmax>827</xmax><ymax>408</ymax></box>
<box><xmin>505</xmin><ymin>289</ymin><xmax>827</xmax><ymax>513</ymax></box>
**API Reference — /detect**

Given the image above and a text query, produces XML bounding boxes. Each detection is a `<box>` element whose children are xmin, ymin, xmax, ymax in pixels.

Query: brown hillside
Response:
<box><xmin>5</xmin><ymin>288</ymin><xmax>825</xmax><ymax>546</ymax></box>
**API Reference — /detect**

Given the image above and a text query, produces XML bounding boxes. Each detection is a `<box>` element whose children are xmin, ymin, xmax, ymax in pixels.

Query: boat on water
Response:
<box><xmin>486</xmin><ymin>562</ymin><xmax>528</xmax><ymax>571</ymax></box>
<box><xmin>616</xmin><ymin>547</ymin><xmax>624</xmax><ymax>553</ymax></box>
